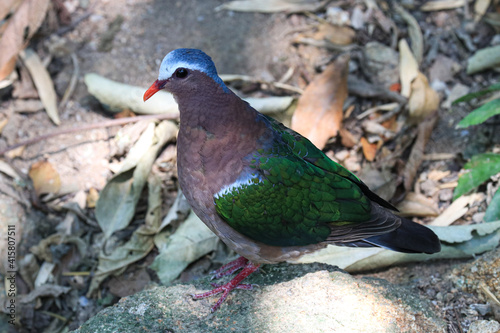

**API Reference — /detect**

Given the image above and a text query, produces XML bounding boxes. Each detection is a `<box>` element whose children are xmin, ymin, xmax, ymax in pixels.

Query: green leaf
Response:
<box><xmin>456</xmin><ymin>98</ymin><xmax>500</xmax><ymax>128</ymax></box>
<box><xmin>484</xmin><ymin>188</ymin><xmax>500</xmax><ymax>222</ymax></box>
<box><xmin>453</xmin><ymin>153</ymin><xmax>500</xmax><ymax>200</ymax></box>
<box><xmin>453</xmin><ymin>82</ymin><xmax>500</xmax><ymax>104</ymax></box>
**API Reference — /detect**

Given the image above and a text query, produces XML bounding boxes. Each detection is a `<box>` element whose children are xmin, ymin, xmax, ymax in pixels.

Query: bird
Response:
<box><xmin>143</xmin><ymin>48</ymin><xmax>441</xmax><ymax>313</ymax></box>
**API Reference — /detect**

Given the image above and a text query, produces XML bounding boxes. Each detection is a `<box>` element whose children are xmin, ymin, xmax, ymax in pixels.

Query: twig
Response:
<box><xmin>56</xmin><ymin>11</ymin><xmax>93</xmax><ymax>36</ymax></box>
<box><xmin>453</xmin><ymin>308</ymin><xmax>464</xmax><ymax>333</ymax></box>
<box><xmin>292</xmin><ymin>37</ymin><xmax>359</xmax><ymax>53</ymax></box>
<box><xmin>0</xmin><ymin>114</ymin><xmax>178</xmax><ymax>157</ymax></box>
<box><xmin>59</xmin><ymin>53</ymin><xmax>79</xmax><ymax>111</ymax></box>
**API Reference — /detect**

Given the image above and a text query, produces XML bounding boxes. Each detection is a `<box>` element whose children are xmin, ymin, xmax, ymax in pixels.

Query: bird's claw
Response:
<box><xmin>190</xmin><ymin>258</ymin><xmax>260</xmax><ymax>312</ymax></box>
<box><xmin>210</xmin><ymin>282</ymin><xmax>257</xmax><ymax>290</ymax></box>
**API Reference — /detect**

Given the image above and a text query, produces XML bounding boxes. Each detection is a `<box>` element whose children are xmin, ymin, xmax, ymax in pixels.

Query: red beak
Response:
<box><xmin>143</xmin><ymin>79</ymin><xmax>166</xmax><ymax>101</ymax></box>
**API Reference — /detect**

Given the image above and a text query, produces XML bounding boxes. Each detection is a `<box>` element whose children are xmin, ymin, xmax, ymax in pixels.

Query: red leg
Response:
<box><xmin>192</xmin><ymin>258</ymin><xmax>260</xmax><ymax>313</ymax></box>
<box><xmin>210</xmin><ymin>282</ymin><xmax>255</xmax><ymax>290</ymax></box>
<box><xmin>210</xmin><ymin>256</ymin><xmax>249</xmax><ymax>279</ymax></box>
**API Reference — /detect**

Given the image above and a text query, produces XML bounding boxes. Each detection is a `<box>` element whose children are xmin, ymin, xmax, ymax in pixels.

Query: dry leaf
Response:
<box><xmin>215</xmin><ymin>0</ymin><xmax>327</xmax><ymax>13</ymax></box>
<box><xmin>19</xmin><ymin>284</ymin><xmax>71</xmax><ymax>304</ymax></box>
<box><xmin>403</xmin><ymin>112</ymin><xmax>438</xmax><ymax>192</ymax></box>
<box><xmin>399</xmin><ymin>39</ymin><xmax>419</xmax><ymax>98</ymax></box>
<box><xmin>0</xmin><ymin>57</ymin><xmax>17</xmax><ymax>83</ymax></box>
<box><xmin>429</xmin><ymin>193</ymin><xmax>482</xmax><ymax>226</ymax></box>
<box><xmin>291</xmin><ymin>54</ymin><xmax>350</xmax><ymax>149</ymax></box>
<box><xmin>151</xmin><ymin>211</ymin><xmax>219</xmax><ymax>285</ymax></box>
<box><xmin>0</xmin><ymin>160</ymin><xmax>20</xmax><ymax>179</ymax></box>
<box><xmin>358</xmin><ymin>166</ymin><xmax>397</xmax><ymax>202</ymax></box>
<box><xmin>428</xmin><ymin>170</ymin><xmax>450</xmax><ymax>182</ymax></box>
<box><xmin>394</xmin><ymin>4</ymin><xmax>423</xmax><ymax>64</ymax></box>
<box><xmin>408</xmin><ymin>72</ymin><xmax>440</xmax><ymax>121</ymax></box>
<box><xmin>87</xmin><ymin>73</ymin><xmax>293</xmax><ymax>116</ymax></box>
<box><xmin>420</xmin><ymin>0</ymin><xmax>466</xmax><ymax>11</ymax></box>
<box><xmin>12</xmin><ymin>65</ymin><xmax>38</xmax><ymax>99</ymax></box>
<box><xmin>0</xmin><ymin>0</ymin><xmax>23</xmax><ymax>20</ymax></box>
<box><xmin>88</xmin><ymin>174</ymin><xmax>165</xmax><ymax>296</ymax></box>
<box><xmin>474</xmin><ymin>0</ymin><xmax>491</xmax><ymax>22</ymax></box>
<box><xmin>312</xmin><ymin>23</ymin><xmax>355</xmax><ymax>45</ymax></box>
<box><xmin>339</xmin><ymin>128</ymin><xmax>357</xmax><ymax>148</ymax></box>
<box><xmin>360</xmin><ymin>137</ymin><xmax>377</xmax><ymax>161</ymax></box>
<box><xmin>86</xmin><ymin>188</ymin><xmax>99</xmax><ymax>208</ymax></box>
<box><xmin>5</xmin><ymin>145</ymin><xmax>24</xmax><ymax>159</ymax></box>
<box><xmin>28</xmin><ymin>161</ymin><xmax>61</xmax><ymax>196</ymax></box>
<box><xmin>399</xmin><ymin>39</ymin><xmax>439</xmax><ymax>121</ymax></box>
<box><xmin>362</xmin><ymin>120</ymin><xmax>395</xmax><ymax>139</ymax></box>
<box><xmin>34</xmin><ymin>262</ymin><xmax>55</xmax><ymax>287</ymax></box>
<box><xmin>20</xmin><ymin>48</ymin><xmax>60</xmax><ymax>125</ymax></box>
<box><xmin>0</xmin><ymin>117</ymin><xmax>8</xmax><ymax>134</ymax></box>
<box><xmin>396</xmin><ymin>192</ymin><xmax>439</xmax><ymax>217</ymax></box>
<box><xmin>0</xmin><ymin>0</ymin><xmax>50</xmax><ymax>80</ymax></box>
<box><xmin>95</xmin><ymin>121</ymin><xmax>177</xmax><ymax>238</ymax></box>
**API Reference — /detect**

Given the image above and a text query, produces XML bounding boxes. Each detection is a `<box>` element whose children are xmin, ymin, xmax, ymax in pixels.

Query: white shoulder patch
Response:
<box><xmin>215</xmin><ymin>173</ymin><xmax>263</xmax><ymax>199</ymax></box>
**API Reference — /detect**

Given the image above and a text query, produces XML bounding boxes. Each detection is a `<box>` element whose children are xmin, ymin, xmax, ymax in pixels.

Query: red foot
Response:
<box><xmin>192</xmin><ymin>257</ymin><xmax>260</xmax><ymax>312</ymax></box>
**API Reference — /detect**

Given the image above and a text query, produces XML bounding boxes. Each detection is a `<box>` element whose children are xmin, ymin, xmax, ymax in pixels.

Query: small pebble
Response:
<box><xmin>470</xmin><ymin>304</ymin><xmax>491</xmax><ymax>316</ymax></box>
<box><xmin>439</xmin><ymin>189</ymin><xmax>453</xmax><ymax>202</ymax></box>
<box><xmin>472</xmin><ymin>212</ymin><xmax>485</xmax><ymax>223</ymax></box>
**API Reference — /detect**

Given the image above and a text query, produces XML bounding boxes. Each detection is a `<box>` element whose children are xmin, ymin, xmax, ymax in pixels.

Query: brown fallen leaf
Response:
<box><xmin>399</xmin><ymin>39</ymin><xmax>419</xmax><ymax>98</ymax></box>
<box><xmin>12</xmin><ymin>65</ymin><xmax>39</xmax><ymax>99</ymax></box>
<box><xmin>408</xmin><ymin>72</ymin><xmax>440</xmax><ymax>121</ymax></box>
<box><xmin>5</xmin><ymin>145</ymin><xmax>25</xmax><ymax>158</ymax></box>
<box><xmin>28</xmin><ymin>160</ymin><xmax>61</xmax><ymax>196</ymax></box>
<box><xmin>396</xmin><ymin>192</ymin><xmax>439</xmax><ymax>217</ymax></box>
<box><xmin>420</xmin><ymin>0</ymin><xmax>466</xmax><ymax>11</ymax></box>
<box><xmin>20</xmin><ymin>48</ymin><xmax>60</xmax><ymax>125</ymax></box>
<box><xmin>291</xmin><ymin>54</ymin><xmax>349</xmax><ymax>149</ymax></box>
<box><xmin>0</xmin><ymin>0</ymin><xmax>23</xmax><ymax>21</ymax></box>
<box><xmin>394</xmin><ymin>4</ymin><xmax>423</xmax><ymax>64</ymax></box>
<box><xmin>358</xmin><ymin>165</ymin><xmax>397</xmax><ymax>201</ymax></box>
<box><xmin>428</xmin><ymin>170</ymin><xmax>450</xmax><ymax>182</ymax></box>
<box><xmin>429</xmin><ymin>193</ymin><xmax>482</xmax><ymax>226</ymax></box>
<box><xmin>474</xmin><ymin>0</ymin><xmax>491</xmax><ymax>22</ymax></box>
<box><xmin>339</xmin><ymin>128</ymin><xmax>357</xmax><ymax>148</ymax></box>
<box><xmin>312</xmin><ymin>23</ymin><xmax>356</xmax><ymax>45</ymax></box>
<box><xmin>0</xmin><ymin>117</ymin><xmax>8</xmax><ymax>134</ymax></box>
<box><xmin>0</xmin><ymin>0</ymin><xmax>50</xmax><ymax>80</ymax></box>
<box><xmin>360</xmin><ymin>137</ymin><xmax>377</xmax><ymax>162</ymax></box>
<box><xmin>403</xmin><ymin>111</ymin><xmax>439</xmax><ymax>193</ymax></box>
<box><xmin>399</xmin><ymin>39</ymin><xmax>440</xmax><ymax>121</ymax></box>
<box><xmin>86</xmin><ymin>187</ymin><xmax>99</xmax><ymax>208</ymax></box>
<box><xmin>215</xmin><ymin>0</ymin><xmax>328</xmax><ymax>13</ymax></box>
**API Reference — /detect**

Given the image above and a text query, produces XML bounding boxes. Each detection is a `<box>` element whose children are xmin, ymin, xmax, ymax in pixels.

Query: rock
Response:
<box><xmin>453</xmin><ymin>248</ymin><xmax>500</xmax><ymax>321</ymax></box>
<box><xmin>362</xmin><ymin>42</ymin><xmax>399</xmax><ymax>89</ymax></box>
<box><xmin>72</xmin><ymin>263</ymin><xmax>445</xmax><ymax>333</ymax></box>
<box><xmin>429</xmin><ymin>55</ymin><xmax>461</xmax><ymax>84</ymax></box>
<box><xmin>468</xmin><ymin>320</ymin><xmax>500</xmax><ymax>333</ymax></box>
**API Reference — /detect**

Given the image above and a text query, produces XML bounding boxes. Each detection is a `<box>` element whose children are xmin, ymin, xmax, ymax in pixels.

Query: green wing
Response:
<box><xmin>214</xmin><ymin>115</ymin><xmax>381</xmax><ymax>247</ymax></box>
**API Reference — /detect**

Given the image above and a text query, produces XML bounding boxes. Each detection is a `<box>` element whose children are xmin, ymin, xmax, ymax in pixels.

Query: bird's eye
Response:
<box><xmin>175</xmin><ymin>68</ymin><xmax>188</xmax><ymax>78</ymax></box>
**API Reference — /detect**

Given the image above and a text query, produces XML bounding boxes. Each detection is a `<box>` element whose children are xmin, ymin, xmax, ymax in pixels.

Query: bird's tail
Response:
<box><xmin>362</xmin><ymin>217</ymin><xmax>441</xmax><ymax>254</ymax></box>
